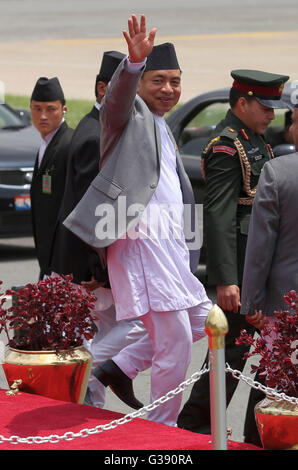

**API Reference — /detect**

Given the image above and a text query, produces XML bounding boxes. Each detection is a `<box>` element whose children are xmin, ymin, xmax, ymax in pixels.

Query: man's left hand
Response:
<box><xmin>81</xmin><ymin>276</ymin><xmax>105</xmax><ymax>291</ymax></box>
<box><xmin>246</xmin><ymin>310</ymin><xmax>268</xmax><ymax>329</ymax></box>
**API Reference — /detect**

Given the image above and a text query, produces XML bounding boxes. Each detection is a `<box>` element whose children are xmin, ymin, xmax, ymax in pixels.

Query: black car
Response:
<box><xmin>0</xmin><ymin>103</ymin><xmax>40</xmax><ymax>237</ymax></box>
<box><xmin>167</xmin><ymin>84</ymin><xmax>295</xmax><ymax>206</ymax></box>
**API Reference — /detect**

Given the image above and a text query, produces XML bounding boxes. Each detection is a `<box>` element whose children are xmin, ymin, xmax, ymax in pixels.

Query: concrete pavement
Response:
<box><xmin>1</xmin><ymin>30</ymin><xmax>298</xmax><ymax>104</ymax></box>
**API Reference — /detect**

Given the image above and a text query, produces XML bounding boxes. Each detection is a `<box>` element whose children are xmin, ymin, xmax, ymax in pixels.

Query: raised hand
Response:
<box><xmin>123</xmin><ymin>14</ymin><xmax>157</xmax><ymax>63</ymax></box>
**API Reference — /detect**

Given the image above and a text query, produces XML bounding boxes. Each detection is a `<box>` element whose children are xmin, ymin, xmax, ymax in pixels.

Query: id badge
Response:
<box><xmin>42</xmin><ymin>173</ymin><xmax>52</xmax><ymax>194</ymax></box>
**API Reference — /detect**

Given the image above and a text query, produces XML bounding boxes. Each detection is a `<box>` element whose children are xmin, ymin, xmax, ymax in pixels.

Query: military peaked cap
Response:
<box><xmin>231</xmin><ymin>69</ymin><xmax>289</xmax><ymax>109</ymax></box>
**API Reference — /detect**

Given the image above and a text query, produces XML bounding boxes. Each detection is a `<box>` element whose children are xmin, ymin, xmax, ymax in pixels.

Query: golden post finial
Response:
<box><xmin>205</xmin><ymin>304</ymin><xmax>229</xmax><ymax>450</ymax></box>
<box><xmin>205</xmin><ymin>304</ymin><xmax>229</xmax><ymax>350</ymax></box>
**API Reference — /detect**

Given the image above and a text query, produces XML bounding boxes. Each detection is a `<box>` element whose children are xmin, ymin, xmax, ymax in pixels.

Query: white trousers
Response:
<box><xmin>84</xmin><ymin>288</ymin><xmax>146</xmax><ymax>408</ymax></box>
<box><xmin>113</xmin><ymin>295</ymin><xmax>212</xmax><ymax>427</ymax></box>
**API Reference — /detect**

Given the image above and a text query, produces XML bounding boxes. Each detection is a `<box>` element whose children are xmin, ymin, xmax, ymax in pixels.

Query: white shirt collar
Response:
<box><xmin>38</xmin><ymin>118</ymin><xmax>64</xmax><ymax>167</ymax></box>
<box><xmin>41</xmin><ymin>117</ymin><xmax>65</xmax><ymax>145</ymax></box>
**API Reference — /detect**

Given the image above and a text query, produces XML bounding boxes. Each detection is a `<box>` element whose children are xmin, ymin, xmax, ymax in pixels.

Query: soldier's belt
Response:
<box><xmin>238</xmin><ymin>196</ymin><xmax>254</xmax><ymax>205</ymax></box>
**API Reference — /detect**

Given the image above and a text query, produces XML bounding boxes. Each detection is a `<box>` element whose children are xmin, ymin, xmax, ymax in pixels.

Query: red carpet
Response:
<box><xmin>0</xmin><ymin>390</ymin><xmax>261</xmax><ymax>451</ymax></box>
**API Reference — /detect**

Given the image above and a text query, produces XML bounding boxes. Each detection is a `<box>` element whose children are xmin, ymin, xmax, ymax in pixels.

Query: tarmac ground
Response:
<box><xmin>1</xmin><ymin>30</ymin><xmax>298</xmax><ymax>104</ymax></box>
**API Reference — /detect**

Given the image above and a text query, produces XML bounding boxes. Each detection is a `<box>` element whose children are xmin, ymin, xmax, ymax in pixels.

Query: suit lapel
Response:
<box><xmin>90</xmin><ymin>105</ymin><xmax>99</xmax><ymax>120</ymax></box>
<box><xmin>154</xmin><ymin>117</ymin><xmax>161</xmax><ymax>170</ymax></box>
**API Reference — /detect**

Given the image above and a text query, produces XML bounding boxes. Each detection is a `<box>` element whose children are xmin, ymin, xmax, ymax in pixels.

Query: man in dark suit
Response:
<box><xmin>50</xmin><ymin>51</ymin><xmax>146</xmax><ymax>409</ymax></box>
<box><xmin>30</xmin><ymin>77</ymin><xmax>73</xmax><ymax>279</ymax></box>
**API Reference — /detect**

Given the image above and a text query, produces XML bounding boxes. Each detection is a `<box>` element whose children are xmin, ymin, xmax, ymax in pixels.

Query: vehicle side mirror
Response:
<box><xmin>273</xmin><ymin>143</ymin><xmax>296</xmax><ymax>157</ymax></box>
<box><xmin>15</xmin><ymin>108</ymin><xmax>32</xmax><ymax>125</ymax></box>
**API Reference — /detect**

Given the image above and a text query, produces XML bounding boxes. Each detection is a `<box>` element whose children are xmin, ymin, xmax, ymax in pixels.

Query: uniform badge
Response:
<box><xmin>240</xmin><ymin>128</ymin><xmax>249</xmax><ymax>140</ymax></box>
<box><xmin>212</xmin><ymin>145</ymin><xmax>237</xmax><ymax>156</ymax></box>
<box><xmin>247</xmin><ymin>147</ymin><xmax>259</xmax><ymax>154</ymax></box>
<box><xmin>42</xmin><ymin>172</ymin><xmax>52</xmax><ymax>194</ymax></box>
<box><xmin>267</xmin><ymin>143</ymin><xmax>275</xmax><ymax>159</ymax></box>
<box><xmin>247</xmin><ymin>148</ymin><xmax>263</xmax><ymax>161</ymax></box>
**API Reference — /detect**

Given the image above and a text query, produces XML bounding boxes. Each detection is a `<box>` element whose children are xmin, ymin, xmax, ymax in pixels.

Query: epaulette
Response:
<box><xmin>219</xmin><ymin>127</ymin><xmax>239</xmax><ymax>140</ymax></box>
<box><xmin>239</xmin><ymin>128</ymin><xmax>250</xmax><ymax>140</ymax></box>
<box><xmin>201</xmin><ymin>128</ymin><xmax>238</xmax><ymax>159</ymax></box>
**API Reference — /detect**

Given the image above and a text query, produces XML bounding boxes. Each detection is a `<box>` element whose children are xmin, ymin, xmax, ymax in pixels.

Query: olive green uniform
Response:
<box><xmin>202</xmin><ymin>109</ymin><xmax>273</xmax><ymax>287</ymax></box>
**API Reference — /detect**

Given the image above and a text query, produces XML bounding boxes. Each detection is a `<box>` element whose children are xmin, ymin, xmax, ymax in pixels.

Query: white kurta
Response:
<box><xmin>107</xmin><ymin>114</ymin><xmax>206</xmax><ymax>320</ymax></box>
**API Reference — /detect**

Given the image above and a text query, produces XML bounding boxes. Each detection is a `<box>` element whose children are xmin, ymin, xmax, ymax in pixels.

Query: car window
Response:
<box><xmin>179</xmin><ymin>102</ymin><xmax>229</xmax><ymax>156</ymax></box>
<box><xmin>179</xmin><ymin>103</ymin><xmax>293</xmax><ymax>157</ymax></box>
<box><xmin>0</xmin><ymin>104</ymin><xmax>24</xmax><ymax>129</ymax></box>
<box><xmin>186</xmin><ymin>102</ymin><xmax>229</xmax><ymax>128</ymax></box>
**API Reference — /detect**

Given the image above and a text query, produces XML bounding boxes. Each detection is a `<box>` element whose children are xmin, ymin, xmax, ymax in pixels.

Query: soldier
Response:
<box><xmin>177</xmin><ymin>70</ymin><xmax>289</xmax><ymax>446</ymax></box>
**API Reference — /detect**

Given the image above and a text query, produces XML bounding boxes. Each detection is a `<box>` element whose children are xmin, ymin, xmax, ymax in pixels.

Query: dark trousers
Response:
<box><xmin>177</xmin><ymin>310</ymin><xmax>264</xmax><ymax>445</ymax></box>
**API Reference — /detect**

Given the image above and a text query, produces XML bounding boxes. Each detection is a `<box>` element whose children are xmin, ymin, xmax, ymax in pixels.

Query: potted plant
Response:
<box><xmin>0</xmin><ymin>275</ymin><xmax>97</xmax><ymax>403</ymax></box>
<box><xmin>236</xmin><ymin>290</ymin><xmax>298</xmax><ymax>450</ymax></box>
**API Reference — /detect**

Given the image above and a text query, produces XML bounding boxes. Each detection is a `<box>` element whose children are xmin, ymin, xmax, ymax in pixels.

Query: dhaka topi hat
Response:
<box><xmin>96</xmin><ymin>50</ymin><xmax>126</xmax><ymax>83</ymax></box>
<box><xmin>31</xmin><ymin>77</ymin><xmax>64</xmax><ymax>102</ymax></box>
<box><xmin>145</xmin><ymin>43</ymin><xmax>180</xmax><ymax>72</ymax></box>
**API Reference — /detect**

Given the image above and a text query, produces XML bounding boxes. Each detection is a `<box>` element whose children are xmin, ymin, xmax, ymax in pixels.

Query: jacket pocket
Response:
<box><xmin>250</xmin><ymin>157</ymin><xmax>266</xmax><ymax>176</ymax></box>
<box><xmin>91</xmin><ymin>174</ymin><xmax>124</xmax><ymax>200</ymax></box>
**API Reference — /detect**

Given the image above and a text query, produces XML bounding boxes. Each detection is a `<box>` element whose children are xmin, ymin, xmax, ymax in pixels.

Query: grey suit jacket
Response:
<box><xmin>240</xmin><ymin>153</ymin><xmax>298</xmax><ymax>316</ymax></box>
<box><xmin>64</xmin><ymin>59</ymin><xmax>200</xmax><ymax>273</ymax></box>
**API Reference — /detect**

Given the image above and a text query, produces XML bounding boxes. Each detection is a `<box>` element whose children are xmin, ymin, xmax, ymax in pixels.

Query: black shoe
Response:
<box><xmin>244</xmin><ymin>436</ymin><xmax>263</xmax><ymax>448</ymax></box>
<box><xmin>94</xmin><ymin>359</ymin><xmax>144</xmax><ymax>410</ymax></box>
<box><xmin>177</xmin><ymin>422</ymin><xmax>211</xmax><ymax>434</ymax></box>
<box><xmin>83</xmin><ymin>387</ymin><xmax>94</xmax><ymax>407</ymax></box>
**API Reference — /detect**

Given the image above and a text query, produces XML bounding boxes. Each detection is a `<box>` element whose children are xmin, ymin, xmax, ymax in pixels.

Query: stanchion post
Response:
<box><xmin>205</xmin><ymin>304</ymin><xmax>229</xmax><ymax>450</ymax></box>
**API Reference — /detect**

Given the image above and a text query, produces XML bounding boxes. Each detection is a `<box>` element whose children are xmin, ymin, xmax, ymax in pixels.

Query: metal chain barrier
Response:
<box><xmin>0</xmin><ymin>365</ymin><xmax>210</xmax><ymax>445</ymax></box>
<box><xmin>225</xmin><ymin>363</ymin><xmax>298</xmax><ymax>405</ymax></box>
<box><xmin>1</xmin><ymin>361</ymin><xmax>297</xmax><ymax>445</ymax></box>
